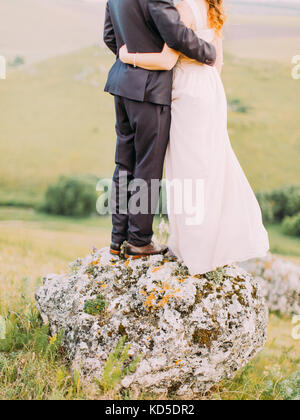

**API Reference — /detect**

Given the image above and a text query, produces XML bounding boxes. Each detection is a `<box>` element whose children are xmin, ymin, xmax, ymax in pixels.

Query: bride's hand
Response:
<box><xmin>119</xmin><ymin>44</ymin><xmax>130</xmax><ymax>64</ymax></box>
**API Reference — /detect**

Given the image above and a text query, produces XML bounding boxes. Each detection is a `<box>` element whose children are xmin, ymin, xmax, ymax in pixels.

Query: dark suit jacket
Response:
<box><xmin>103</xmin><ymin>0</ymin><xmax>216</xmax><ymax>105</ymax></box>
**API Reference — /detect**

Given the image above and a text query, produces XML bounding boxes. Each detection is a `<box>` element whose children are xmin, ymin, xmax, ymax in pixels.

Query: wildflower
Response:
<box><xmin>49</xmin><ymin>334</ymin><xmax>57</xmax><ymax>345</ymax></box>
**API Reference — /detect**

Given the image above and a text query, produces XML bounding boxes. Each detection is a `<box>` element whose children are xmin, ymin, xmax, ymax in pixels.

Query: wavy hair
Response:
<box><xmin>206</xmin><ymin>0</ymin><xmax>226</xmax><ymax>35</ymax></box>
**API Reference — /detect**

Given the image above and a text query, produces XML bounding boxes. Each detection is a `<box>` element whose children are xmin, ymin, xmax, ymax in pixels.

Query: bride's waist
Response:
<box><xmin>175</xmin><ymin>57</ymin><xmax>212</xmax><ymax>70</ymax></box>
<box><xmin>178</xmin><ymin>56</ymin><xmax>204</xmax><ymax>64</ymax></box>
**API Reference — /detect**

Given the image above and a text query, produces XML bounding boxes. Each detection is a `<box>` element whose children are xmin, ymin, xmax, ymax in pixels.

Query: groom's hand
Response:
<box><xmin>204</xmin><ymin>44</ymin><xmax>217</xmax><ymax>66</ymax></box>
<box><xmin>148</xmin><ymin>0</ymin><xmax>216</xmax><ymax>66</ymax></box>
<box><xmin>119</xmin><ymin>45</ymin><xmax>130</xmax><ymax>64</ymax></box>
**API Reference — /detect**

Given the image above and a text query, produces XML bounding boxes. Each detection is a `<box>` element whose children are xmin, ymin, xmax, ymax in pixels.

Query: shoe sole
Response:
<box><xmin>125</xmin><ymin>250</ymin><xmax>168</xmax><ymax>260</ymax></box>
<box><xmin>124</xmin><ymin>254</ymin><xmax>148</xmax><ymax>259</ymax></box>
<box><xmin>110</xmin><ymin>249</ymin><xmax>121</xmax><ymax>256</ymax></box>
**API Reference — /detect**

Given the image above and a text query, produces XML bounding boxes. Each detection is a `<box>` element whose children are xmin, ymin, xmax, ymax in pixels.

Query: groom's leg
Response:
<box><xmin>124</xmin><ymin>98</ymin><xmax>171</xmax><ymax>247</ymax></box>
<box><xmin>111</xmin><ymin>96</ymin><xmax>135</xmax><ymax>245</ymax></box>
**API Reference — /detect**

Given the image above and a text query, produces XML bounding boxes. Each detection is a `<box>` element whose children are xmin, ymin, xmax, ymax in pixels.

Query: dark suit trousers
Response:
<box><xmin>111</xmin><ymin>96</ymin><xmax>171</xmax><ymax>247</ymax></box>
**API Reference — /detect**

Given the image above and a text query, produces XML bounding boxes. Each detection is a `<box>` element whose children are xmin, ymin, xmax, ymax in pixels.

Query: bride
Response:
<box><xmin>119</xmin><ymin>0</ymin><xmax>269</xmax><ymax>275</ymax></box>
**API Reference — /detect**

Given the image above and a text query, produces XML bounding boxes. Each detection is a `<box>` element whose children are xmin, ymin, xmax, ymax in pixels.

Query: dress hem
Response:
<box><xmin>187</xmin><ymin>246</ymin><xmax>270</xmax><ymax>276</ymax></box>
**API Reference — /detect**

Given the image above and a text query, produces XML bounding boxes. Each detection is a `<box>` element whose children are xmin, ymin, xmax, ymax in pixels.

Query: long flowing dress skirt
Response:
<box><xmin>165</xmin><ymin>61</ymin><xmax>269</xmax><ymax>275</ymax></box>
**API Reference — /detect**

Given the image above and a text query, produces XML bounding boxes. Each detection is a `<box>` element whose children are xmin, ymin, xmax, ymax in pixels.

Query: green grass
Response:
<box><xmin>0</xmin><ymin>47</ymin><xmax>116</xmax><ymax>207</ymax></box>
<box><xmin>0</xmin><ymin>206</ymin><xmax>111</xmax><ymax>229</ymax></box>
<box><xmin>222</xmin><ymin>54</ymin><xmax>300</xmax><ymax>192</ymax></box>
<box><xmin>268</xmin><ymin>223</ymin><xmax>300</xmax><ymax>258</ymax></box>
<box><xmin>0</xmin><ymin>43</ymin><xmax>300</xmax><ymax>207</ymax></box>
<box><xmin>0</xmin><ymin>304</ymin><xmax>85</xmax><ymax>400</ymax></box>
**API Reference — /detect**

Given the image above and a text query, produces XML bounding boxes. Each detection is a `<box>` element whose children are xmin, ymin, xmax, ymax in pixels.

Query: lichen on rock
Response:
<box><xmin>241</xmin><ymin>254</ymin><xmax>300</xmax><ymax>316</ymax></box>
<box><xmin>35</xmin><ymin>247</ymin><xmax>268</xmax><ymax>396</ymax></box>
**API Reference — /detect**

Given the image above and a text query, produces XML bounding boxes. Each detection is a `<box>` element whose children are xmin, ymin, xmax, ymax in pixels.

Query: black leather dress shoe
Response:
<box><xmin>125</xmin><ymin>241</ymin><xmax>168</xmax><ymax>259</ymax></box>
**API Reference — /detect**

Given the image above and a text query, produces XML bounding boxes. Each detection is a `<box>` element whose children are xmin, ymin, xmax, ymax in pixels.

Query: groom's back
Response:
<box><xmin>104</xmin><ymin>0</ymin><xmax>173</xmax><ymax>105</ymax></box>
<box><xmin>107</xmin><ymin>0</ymin><xmax>164</xmax><ymax>53</ymax></box>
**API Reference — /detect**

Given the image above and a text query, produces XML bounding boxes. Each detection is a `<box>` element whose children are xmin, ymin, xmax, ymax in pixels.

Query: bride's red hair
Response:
<box><xmin>206</xmin><ymin>0</ymin><xmax>226</xmax><ymax>35</ymax></box>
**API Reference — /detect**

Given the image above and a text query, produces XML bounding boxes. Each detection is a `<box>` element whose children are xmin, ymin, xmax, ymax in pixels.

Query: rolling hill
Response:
<box><xmin>0</xmin><ymin>44</ymin><xmax>299</xmax><ymax>207</ymax></box>
<box><xmin>0</xmin><ymin>1</ymin><xmax>299</xmax><ymax>207</ymax></box>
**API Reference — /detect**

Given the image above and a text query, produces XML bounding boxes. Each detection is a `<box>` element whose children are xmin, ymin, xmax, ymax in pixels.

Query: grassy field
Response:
<box><xmin>0</xmin><ymin>207</ymin><xmax>299</xmax><ymax>400</ymax></box>
<box><xmin>0</xmin><ymin>47</ymin><xmax>115</xmax><ymax>207</ymax></box>
<box><xmin>0</xmin><ymin>42</ymin><xmax>300</xmax><ymax>207</ymax></box>
<box><xmin>1</xmin><ymin>9</ymin><xmax>300</xmax><ymax>400</ymax></box>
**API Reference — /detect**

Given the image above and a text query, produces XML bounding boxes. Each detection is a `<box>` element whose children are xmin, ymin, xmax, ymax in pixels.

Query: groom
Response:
<box><xmin>103</xmin><ymin>0</ymin><xmax>216</xmax><ymax>258</ymax></box>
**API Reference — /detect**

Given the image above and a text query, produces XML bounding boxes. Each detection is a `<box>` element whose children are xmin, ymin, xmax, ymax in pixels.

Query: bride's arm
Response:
<box><xmin>119</xmin><ymin>44</ymin><xmax>179</xmax><ymax>71</ymax></box>
<box><xmin>119</xmin><ymin>1</ymin><xmax>194</xmax><ymax>71</ymax></box>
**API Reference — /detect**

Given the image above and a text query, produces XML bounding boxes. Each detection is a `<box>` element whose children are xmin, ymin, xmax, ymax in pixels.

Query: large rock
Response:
<box><xmin>35</xmin><ymin>248</ymin><xmax>268</xmax><ymax>396</ymax></box>
<box><xmin>241</xmin><ymin>254</ymin><xmax>300</xmax><ymax>316</ymax></box>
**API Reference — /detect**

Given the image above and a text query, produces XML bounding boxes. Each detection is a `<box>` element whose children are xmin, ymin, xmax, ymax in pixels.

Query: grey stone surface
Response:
<box><xmin>241</xmin><ymin>254</ymin><xmax>300</xmax><ymax>316</ymax></box>
<box><xmin>36</xmin><ymin>247</ymin><xmax>268</xmax><ymax>395</ymax></box>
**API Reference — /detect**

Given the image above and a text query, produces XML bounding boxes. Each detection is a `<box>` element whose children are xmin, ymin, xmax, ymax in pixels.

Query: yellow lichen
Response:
<box><xmin>265</xmin><ymin>261</ymin><xmax>272</xmax><ymax>270</ymax></box>
<box><xmin>145</xmin><ymin>294</ymin><xmax>156</xmax><ymax>309</ymax></box>
<box><xmin>143</xmin><ymin>283</ymin><xmax>181</xmax><ymax>311</ymax></box>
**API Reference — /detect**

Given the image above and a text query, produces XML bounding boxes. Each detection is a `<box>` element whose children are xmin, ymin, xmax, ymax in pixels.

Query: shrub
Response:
<box><xmin>269</xmin><ymin>185</ymin><xmax>300</xmax><ymax>221</ymax></box>
<box><xmin>268</xmin><ymin>187</ymin><xmax>290</xmax><ymax>221</ymax></box>
<box><xmin>43</xmin><ymin>175</ymin><xmax>97</xmax><ymax>217</ymax></box>
<box><xmin>8</xmin><ymin>56</ymin><xmax>25</xmax><ymax>67</ymax></box>
<box><xmin>228</xmin><ymin>98</ymin><xmax>249</xmax><ymax>113</ymax></box>
<box><xmin>282</xmin><ymin>212</ymin><xmax>300</xmax><ymax>237</ymax></box>
<box><xmin>256</xmin><ymin>185</ymin><xmax>300</xmax><ymax>224</ymax></box>
<box><xmin>285</xmin><ymin>186</ymin><xmax>300</xmax><ymax>217</ymax></box>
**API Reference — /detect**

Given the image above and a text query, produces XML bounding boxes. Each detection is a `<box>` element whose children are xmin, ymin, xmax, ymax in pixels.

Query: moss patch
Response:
<box><xmin>84</xmin><ymin>294</ymin><xmax>106</xmax><ymax>316</ymax></box>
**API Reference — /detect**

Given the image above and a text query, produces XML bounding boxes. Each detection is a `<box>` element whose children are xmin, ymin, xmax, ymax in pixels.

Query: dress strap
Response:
<box><xmin>184</xmin><ymin>0</ymin><xmax>205</xmax><ymax>31</ymax></box>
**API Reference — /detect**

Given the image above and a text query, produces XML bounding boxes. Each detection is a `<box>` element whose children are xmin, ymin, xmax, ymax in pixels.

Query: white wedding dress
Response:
<box><xmin>165</xmin><ymin>0</ymin><xmax>269</xmax><ymax>275</ymax></box>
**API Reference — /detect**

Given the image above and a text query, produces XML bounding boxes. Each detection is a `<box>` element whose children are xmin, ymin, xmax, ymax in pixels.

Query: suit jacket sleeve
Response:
<box><xmin>103</xmin><ymin>1</ymin><xmax>117</xmax><ymax>55</ymax></box>
<box><xmin>148</xmin><ymin>0</ymin><xmax>216</xmax><ymax>65</ymax></box>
